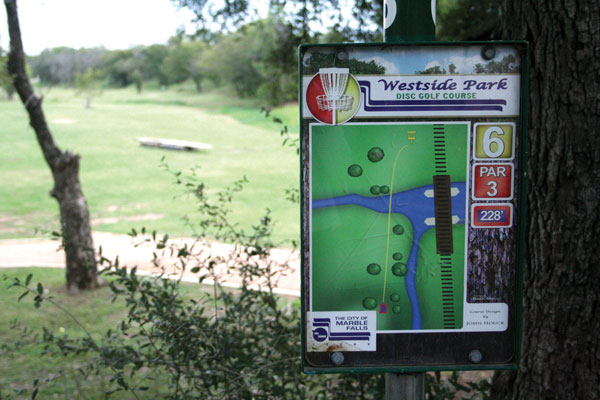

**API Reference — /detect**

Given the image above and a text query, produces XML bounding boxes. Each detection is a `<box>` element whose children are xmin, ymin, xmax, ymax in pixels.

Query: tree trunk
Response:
<box><xmin>492</xmin><ymin>1</ymin><xmax>600</xmax><ymax>399</ymax></box>
<box><xmin>6</xmin><ymin>85</ymin><xmax>14</xmax><ymax>99</ymax></box>
<box><xmin>5</xmin><ymin>0</ymin><xmax>98</xmax><ymax>293</ymax></box>
<box><xmin>193</xmin><ymin>76</ymin><xmax>202</xmax><ymax>93</ymax></box>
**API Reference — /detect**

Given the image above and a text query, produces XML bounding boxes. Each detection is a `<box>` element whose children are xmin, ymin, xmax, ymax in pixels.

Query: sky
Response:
<box><xmin>0</xmin><ymin>0</ymin><xmax>199</xmax><ymax>55</ymax></box>
<box><xmin>0</xmin><ymin>0</ymin><xmax>367</xmax><ymax>56</ymax></box>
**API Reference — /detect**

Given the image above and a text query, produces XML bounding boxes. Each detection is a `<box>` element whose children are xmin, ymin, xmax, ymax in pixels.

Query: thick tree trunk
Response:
<box><xmin>492</xmin><ymin>1</ymin><xmax>600</xmax><ymax>399</ymax></box>
<box><xmin>5</xmin><ymin>0</ymin><xmax>98</xmax><ymax>293</ymax></box>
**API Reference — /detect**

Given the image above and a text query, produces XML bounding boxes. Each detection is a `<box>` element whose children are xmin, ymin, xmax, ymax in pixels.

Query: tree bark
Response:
<box><xmin>5</xmin><ymin>0</ymin><xmax>98</xmax><ymax>293</ymax></box>
<box><xmin>492</xmin><ymin>1</ymin><xmax>600</xmax><ymax>399</ymax></box>
<box><xmin>193</xmin><ymin>76</ymin><xmax>202</xmax><ymax>93</ymax></box>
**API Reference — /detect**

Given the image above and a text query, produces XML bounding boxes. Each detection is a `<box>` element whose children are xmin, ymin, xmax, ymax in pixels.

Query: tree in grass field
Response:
<box><xmin>160</xmin><ymin>40</ymin><xmax>209</xmax><ymax>92</ymax></box>
<box><xmin>74</xmin><ymin>67</ymin><xmax>103</xmax><ymax>108</ymax></box>
<box><xmin>0</xmin><ymin>46</ymin><xmax>15</xmax><ymax>99</ymax></box>
<box><xmin>4</xmin><ymin>0</ymin><xmax>99</xmax><ymax>293</ymax></box>
<box><xmin>140</xmin><ymin>44</ymin><xmax>170</xmax><ymax>86</ymax></box>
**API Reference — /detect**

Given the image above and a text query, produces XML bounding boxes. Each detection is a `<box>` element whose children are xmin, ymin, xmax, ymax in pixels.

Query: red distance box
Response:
<box><xmin>472</xmin><ymin>163</ymin><xmax>514</xmax><ymax>200</ymax></box>
<box><xmin>471</xmin><ymin>204</ymin><xmax>513</xmax><ymax>228</ymax></box>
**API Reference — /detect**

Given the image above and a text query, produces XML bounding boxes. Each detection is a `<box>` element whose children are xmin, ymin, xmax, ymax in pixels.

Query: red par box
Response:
<box><xmin>472</xmin><ymin>163</ymin><xmax>514</xmax><ymax>200</ymax></box>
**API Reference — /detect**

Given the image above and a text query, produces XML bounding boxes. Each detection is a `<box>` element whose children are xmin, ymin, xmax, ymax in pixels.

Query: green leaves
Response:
<box><xmin>3</xmin><ymin>167</ymin><xmax>489</xmax><ymax>399</ymax></box>
<box><xmin>33</xmin><ymin>283</ymin><xmax>44</xmax><ymax>308</ymax></box>
<box><xmin>25</xmin><ymin>273</ymin><xmax>33</xmax><ymax>286</ymax></box>
<box><xmin>17</xmin><ymin>290</ymin><xmax>29</xmax><ymax>302</ymax></box>
<box><xmin>32</xmin><ymin>378</ymin><xmax>40</xmax><ymax>399</ymax></box>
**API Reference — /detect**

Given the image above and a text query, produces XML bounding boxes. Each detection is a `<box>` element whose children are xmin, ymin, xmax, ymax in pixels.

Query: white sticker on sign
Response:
<box><xmin>463</xmin><ymin>303</ymin><xmax>509</xmax><ymax>331</ymax></box>
<box><xmin>307</xmin><ymin>311</ymin><xmax>376</xmax><ymax>352</ymax></box>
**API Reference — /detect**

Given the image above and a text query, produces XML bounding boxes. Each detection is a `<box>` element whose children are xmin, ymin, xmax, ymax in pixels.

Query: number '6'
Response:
<box><xmin>483</xmin><ymin>127</ymin><xmax>505</xmax><ymax>158</ymax></box>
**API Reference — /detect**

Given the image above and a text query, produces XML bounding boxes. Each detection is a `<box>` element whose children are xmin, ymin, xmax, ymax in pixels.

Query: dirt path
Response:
<box><xmin>0</xmin><ymin>232</ymin><xmax>300</xmax><ymax>297</ymax></box>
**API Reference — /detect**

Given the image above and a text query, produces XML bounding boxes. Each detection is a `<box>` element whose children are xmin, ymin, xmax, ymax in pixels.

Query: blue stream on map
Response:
<box><xmin>313</xmin><ymin>183</ymin><xmax>466</xmax><ymax>330</ymax></box>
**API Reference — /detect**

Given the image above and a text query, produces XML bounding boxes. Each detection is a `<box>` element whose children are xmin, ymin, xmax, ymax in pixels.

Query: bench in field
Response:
<box><xmin>136</xmin><ymin>137</ymin><xmax>213</xmax><ymax>151</ymax></box>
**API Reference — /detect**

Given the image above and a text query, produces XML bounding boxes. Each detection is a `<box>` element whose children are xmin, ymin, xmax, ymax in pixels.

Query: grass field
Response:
<box><xmin>0</xmin><ymin>268</ymin><xmax>129</xmax><ymax>398</ymax></box>
<box><xmin>0</xmin><ymin>267</ymin><xmax>236</xmax><ymax>398</ymax></box>
<box><xmin>0</xmin><ymin>84</ymin><xmax>299</xmax><ymax>244</ymax></box>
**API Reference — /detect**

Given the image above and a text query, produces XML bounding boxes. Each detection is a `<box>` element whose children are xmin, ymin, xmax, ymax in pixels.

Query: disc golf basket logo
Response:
<box><xmin>317</xmin><ymin>68</ymin><xmax>353</xmax><ymax>112</ymax></box>
<box><xmin>306</xmin><ymin>68</ymin><xmax>361</xmax><ymax>125</ymax></box>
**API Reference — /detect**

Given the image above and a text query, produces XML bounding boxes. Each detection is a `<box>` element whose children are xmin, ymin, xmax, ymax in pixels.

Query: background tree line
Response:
<box><xmin>6</xmin><ymin>0</ymin><xmax>503</xmax><ymax>107</ymax></box>
<box><xmin>24</xmin><ymin>16</ymin><xmax>301</xmax><ymax>106</ymax></box>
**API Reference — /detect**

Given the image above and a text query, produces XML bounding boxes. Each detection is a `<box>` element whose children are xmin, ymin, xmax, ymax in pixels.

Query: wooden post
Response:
<box><xmin>385</xmin><ymin>373</ymin><xmax>425</xmax><ymax>400</ymax></box>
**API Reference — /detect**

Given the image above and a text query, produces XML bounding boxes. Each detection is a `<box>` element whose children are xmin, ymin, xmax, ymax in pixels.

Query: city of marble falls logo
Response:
<box><xmin>306</xmin><ymin>68</ymin><xmax>361</xmax><ymax>125</ymax></box>
<box><xmin>312</xmin><ymin>317</ymin><xmax>371</xmax><ymax>343</ymax></box>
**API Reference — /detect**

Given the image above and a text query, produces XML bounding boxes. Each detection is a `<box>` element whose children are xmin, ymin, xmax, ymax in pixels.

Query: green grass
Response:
<box><xmin>0</xmin><ymin>267</ymin><xmax>221</xmax><ymax>398</ymax></box>
<box><xmin>0</xmin><ymin>84</ymin><xmax>299</xmax><ymax>243</ymax></box>
<box><xmin>0</xmin><ymin>266</ymin><xmax>299</xmax><ymax>399</ymax></box>
<box><xmin>0</xmin><ymin>268</ymin><xmax>128</xmax><ymax>398</ymax></box>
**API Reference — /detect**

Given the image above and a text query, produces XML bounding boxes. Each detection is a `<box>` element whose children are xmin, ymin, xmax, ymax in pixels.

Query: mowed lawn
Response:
<box><xmin>0</xmin><ymin>268</ymin><xmax>131</xmax><ymax>398</ymax></box>
<box><xmin>0</xmin><ymin>267</ymin><xmax>229</xmax><ymax>398</ymax></box>
<box><xmin>0</xmin><ymin>86</ymin><xmax>299</xmax><ymax>244</ymax></box>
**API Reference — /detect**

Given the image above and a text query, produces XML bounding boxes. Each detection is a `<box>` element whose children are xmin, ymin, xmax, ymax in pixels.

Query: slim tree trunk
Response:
<box><xmin>492</xmin><ymin>0</ymin><xmax>600</xmax><ymax>399</ymax></box>
<box><xmin>193</xmin><ymin>76</ymin><xmax>202</xmax><ymax>93</ymax></box>
<box><xmin>5</xmin><ymin>0</ymin><xmax>98</xmax><ymax>293</ymax></box>
<box><xmin>6</xmin><ymin>85</ymin><xmax>14</xmax><ymax>99</ymax></box>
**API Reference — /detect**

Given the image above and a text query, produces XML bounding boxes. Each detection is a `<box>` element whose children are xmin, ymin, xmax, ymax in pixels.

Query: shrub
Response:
<box><xmin>4</xmin><ymin>164</ymin><xmax>490</xmax><ymax>399</ymax></box>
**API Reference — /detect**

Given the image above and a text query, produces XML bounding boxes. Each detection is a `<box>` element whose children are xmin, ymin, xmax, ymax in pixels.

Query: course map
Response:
<box><xmin>310</xmin><ymin>122</ymin><xmax>470</xmax><ymax>331</ymax></box>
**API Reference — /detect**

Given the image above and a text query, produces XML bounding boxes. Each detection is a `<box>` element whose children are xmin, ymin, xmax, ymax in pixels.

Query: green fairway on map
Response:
<box><xmin>310</xmin><ymin>122</ymin><xmax>469</xmax><ymax>331</ymax></box>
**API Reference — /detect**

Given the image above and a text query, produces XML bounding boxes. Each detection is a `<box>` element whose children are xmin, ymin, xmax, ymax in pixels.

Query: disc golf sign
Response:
<box><xmin>300</xmin><ymin>42</ymin><xmax>528</xmax><ymax>372</ymax></box>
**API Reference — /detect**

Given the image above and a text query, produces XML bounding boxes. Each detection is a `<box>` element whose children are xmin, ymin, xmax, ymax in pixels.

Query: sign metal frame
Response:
<box><xmin>300</xmin><ymin>41</ymin><xmax>528</xmax><ymax>373</ymax></box>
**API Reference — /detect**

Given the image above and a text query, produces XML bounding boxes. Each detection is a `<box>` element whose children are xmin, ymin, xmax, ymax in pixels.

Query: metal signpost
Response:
<box><xmin>300</xmin><ymin>1</ymin><xmax>528</xmax><ymax>398</ymax></box>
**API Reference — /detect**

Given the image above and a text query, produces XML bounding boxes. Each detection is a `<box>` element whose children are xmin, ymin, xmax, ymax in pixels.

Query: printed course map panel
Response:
<box><xmin>310</xmin><ymin>122</ymin><xmax>469</xmax><ymax>333</ymax></box>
